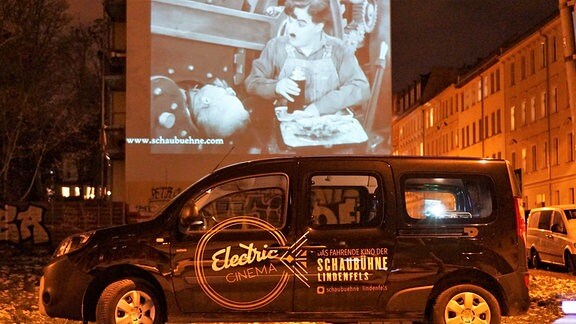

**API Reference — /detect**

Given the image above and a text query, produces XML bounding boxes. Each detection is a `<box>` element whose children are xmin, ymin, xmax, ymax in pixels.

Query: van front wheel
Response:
<box><xmin>96</xmin><ymin>278</ymin><xmax>163</xmax><ymax>324</ymax></box>
<box><xmin>432</xmin><ymin>284</ymin><xmax>501</xmax><ymax>324</ymax></box>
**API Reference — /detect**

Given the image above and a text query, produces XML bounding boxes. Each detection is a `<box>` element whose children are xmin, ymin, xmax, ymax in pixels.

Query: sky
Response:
<box><xmin>391</xmin><ymin>0</ymin><xmax>559</xmax><ymax>91</ymax></box>
<box><xmin>66</xmin><ymin>0</ymin><xmax>560</xmax><ymax>93</ymax></box>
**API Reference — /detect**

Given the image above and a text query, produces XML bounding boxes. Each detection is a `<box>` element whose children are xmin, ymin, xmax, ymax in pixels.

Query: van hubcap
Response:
<box><xmin>115</xmin><ymin>290</ymin><xmax>156</xmax><ymax>323</ymax></box>
<box><xmin>445</xmin><ymin>292</ymin><xmax>490</xmax><ymax>324</ymax></box>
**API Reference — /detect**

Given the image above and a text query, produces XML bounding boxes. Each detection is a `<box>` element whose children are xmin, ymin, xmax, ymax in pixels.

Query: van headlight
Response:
<box><xmin>53</xmin><ymin>231</ymin><xmax>94</xmax><ymax>257</ymax></box>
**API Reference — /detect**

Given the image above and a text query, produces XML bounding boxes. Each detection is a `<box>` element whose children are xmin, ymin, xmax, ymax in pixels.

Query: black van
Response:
<box><xmin>39</xmin><ymin>156</ymin><xmax>529</xmax><ymax>324</ymax></box>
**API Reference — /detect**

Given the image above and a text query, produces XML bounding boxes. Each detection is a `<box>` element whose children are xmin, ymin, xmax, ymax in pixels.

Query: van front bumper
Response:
<box><xmin>39</xmin><ymin>256</ymin><xmax>94</xmax><ymax>321</ymax></box>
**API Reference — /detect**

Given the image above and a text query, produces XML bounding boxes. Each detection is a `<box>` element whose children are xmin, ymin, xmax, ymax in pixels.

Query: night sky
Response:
<box><xmin>391</xmin><ymin>0</ymin><xmax>559</xmax><ymax>92</ymax></box>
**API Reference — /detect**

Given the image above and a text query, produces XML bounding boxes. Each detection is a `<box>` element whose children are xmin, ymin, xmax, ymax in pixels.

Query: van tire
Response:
<box><xmin>432</xmin><ymin>284</ymin><xmax>501</xmax><ymax>324</ymax></box>
<box><xmin>565</xmin><ymin>252</ymin><xmax>576</xmax><ymax>274</ymax></box>
<box><xmin>96</xmin><ymin>278</ymin><xmax>163</xmax><ymax>324</ymax></box>
<box><xmin>531</xmin><ymin>249</ymin><xmax>541</xmax><ymax>269</ymax></box>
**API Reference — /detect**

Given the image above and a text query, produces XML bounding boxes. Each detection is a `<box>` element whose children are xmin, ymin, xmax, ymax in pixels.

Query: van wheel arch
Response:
<box><xmin>431</xmin><ymin>283</ymin><xmax>501</xmax><ymax>324</ymax></box>
<box><xmin>425</xmin><ymin>270</ymin><xmax>507</xmax><ymax>321</ymax></box>
<box><xmin>82</xmin><ymin>265</ymin><xmax>168</xmax><ymax>323</ymax></box>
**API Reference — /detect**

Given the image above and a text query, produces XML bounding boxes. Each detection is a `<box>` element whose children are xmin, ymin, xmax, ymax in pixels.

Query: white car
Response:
<box><xmin>526</xmin><ymin>205</ymin><xmax>576</xmax><ymax>273</ymax></box>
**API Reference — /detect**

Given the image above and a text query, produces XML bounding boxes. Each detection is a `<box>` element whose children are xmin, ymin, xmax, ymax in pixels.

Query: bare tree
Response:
<box><xmin>0</xmin><ymin>0</ymin><xmax>102</xmax><ymax>202</ymax></box>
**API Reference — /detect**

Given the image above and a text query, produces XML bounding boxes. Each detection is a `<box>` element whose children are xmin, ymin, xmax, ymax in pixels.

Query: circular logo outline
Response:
<box><xmin>194</xmin><ymin>216</ymin><xmax>291</xmax><ymax>310</ymax></box>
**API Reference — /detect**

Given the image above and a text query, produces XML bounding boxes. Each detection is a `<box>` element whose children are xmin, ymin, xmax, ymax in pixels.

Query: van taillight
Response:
<box><xmin>514</xmin><ymin>197</ymin><xmax>526</xmax><ymax>243</ymax></box>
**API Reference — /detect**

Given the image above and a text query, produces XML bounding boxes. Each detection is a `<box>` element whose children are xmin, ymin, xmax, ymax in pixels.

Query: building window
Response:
<box><xmin>532</xmin><ymin>145</ymin><xmax>537</xmax><ymax>172</ymax></box>
<box><xmin>552</xmin><ymin>86</ymin><xmax>558</xmax><ymax>113</ymax></box>
<box><xmin>490</xmin><ymin>72</ymin><xmax>495</xmax><ymax>94</ymax></box>
<box><xmin>530</xmin><ymin>97</ymin><xmax>536</xmax><ymax>122</ymax></box>
<box><xmin>510</xmin><ymin>62</ymin><xmax>515</xmax><ymax>86</ymax></box>
<box><xmin>536</xmin><ymin>193</ymin><xmax>546</xmax><ymax>207</ymax></box>
<box><xmin>541</xmin><ymin>91</ymin><xmax>547</xmax><ymax>118</ymax></box>
<box><xmin>553</xmin><ymin>137</ymin><xmax>559</xmax><ymax>165</ymax></box>
<box><xmin>530</xmin><ymin>49</ymin><xmax>536</xmax><ymax>75</ymax></box>
<box><xmin>521</xmin><ymin>55</ymin><xmax>526</xmax><ymax>80</ymax></box>
<box><xmin>522</xmin><ymin>148</ymin><xmax>527</xmax><ymax>172</ymax></box>
<box><xmin>511</xmin><ymin>106</ymin><xmax>516</xmax><ymax>131</ymax></box>
<box><xmin>569</xmin><ymin>133</ymin><xmax>574</xmax><ymax>162</ymax></box>
<box><xmin>495</xmin><ymin>68</ymin><xmax>501</xmax><ymax>91</ymax></box>
<box><xmin>491</xmin><ymin>112</ymin><xmax>496</xmax><ymax>136</ymax></box>
<box><xmin>479</xmin><ymin>118</ymin><xmax>484</xmax><ymax>140</ymax></box>
<box><xmin>477</xmin><ymin>80</ymin><xmax>482</xmax><ymax>101</ymax></box>
<box><xmin>472</xmin><ymin>122</ymin><xmax>477</xmax><ymax>144</ymax></box>
<box><xmin>455</xmin><ymin>131</ymin><xmax>459</xmax><ymax>148</ymax></box>
<box><xmin>570</xmin><ymin>188</ymin><xmax>575</xmax><ymax>204</ymax></box>
<box><xmin>521</xmin><ymin>101</ymin><xmax>527</xmax><ymax>125</ymax></box>
<box><xmin>497</xmin><ymin>109</ymin><xmax>502</xmax><ymax>134</ymax></box>
<box><xmin>541</xmin><ymin>42</ymin><xmax>547</xmax><ymax>68</ymax></box>
<box><xmin>544</xmin><ymin>141</ymin><xmax>548</xmax><ymax>169</ymax></box>
<box><xmin>552</xmin><ymin>36</ymin><xmax>558</xmax><ymax>62</ymax></box>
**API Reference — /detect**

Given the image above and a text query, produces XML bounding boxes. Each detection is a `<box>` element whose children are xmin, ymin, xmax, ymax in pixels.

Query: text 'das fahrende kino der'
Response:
<box><xmin>316</xmin><ymin>248</ymin><xmax>388</xmax><ymax>282</ymax></box>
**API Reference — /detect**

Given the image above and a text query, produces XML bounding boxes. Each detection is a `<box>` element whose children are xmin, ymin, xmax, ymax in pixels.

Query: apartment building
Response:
<box><xmin>102</xmin><ymin>0</ymin><xmax>127</xmax><ymax>202</ymax></box>
<box><xmin>393</xmin><ymin>12</ymin><xmax>576</xmax><ymax>209</ymax></box>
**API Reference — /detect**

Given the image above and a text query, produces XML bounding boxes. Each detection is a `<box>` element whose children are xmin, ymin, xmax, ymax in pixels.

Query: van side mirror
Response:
<box><xmin>180</xmin><ymin>203</ymin><xmax>201</xmax><ymax>228</ymax></box>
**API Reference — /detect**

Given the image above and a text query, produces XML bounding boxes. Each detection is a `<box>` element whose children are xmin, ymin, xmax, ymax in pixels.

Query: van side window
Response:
<box><xmin>308</xmin><ymin>174</ymin><xmax>382</xmax><ymax>228</ymax></box>
<box><xmin>564</xmin><ymin>209</ymin><xmax>576</xmax><ymax>220</ymax></box>
<box><xmin>551</xmin><ymin>211</ymin><xmax>567</xmax><ymax>234</ymax></box>
<box><xmin>179</xmin><ymin>174</ymin><xmax>288</xmax><ymax>231</ymax></box>
<box><xmin>528</xmin><ymin>211</ymin><xmax>540</xmax><ymax>228</ymax></box>
<box><xmin>537</xmin><ymin>210</ymin><xmax>552</xmax><ymax>230</ymax></box>
<box><xmin>403</xmin><ymin>176</ymin><xmax>494</xmax><ymax>221</ymax></box>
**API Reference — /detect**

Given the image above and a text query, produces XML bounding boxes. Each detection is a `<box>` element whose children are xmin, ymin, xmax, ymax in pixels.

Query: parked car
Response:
<box><xmin>526</xmin><ymin>204</ymin><xmax>576</xmax><ymax>273</ymax></box>
<box><xmin>39</xmin><ymin>156</ymin><xmax>529</xmax><ymax>324</ymax></box>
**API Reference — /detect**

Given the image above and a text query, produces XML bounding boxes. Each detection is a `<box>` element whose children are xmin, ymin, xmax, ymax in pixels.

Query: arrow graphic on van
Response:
<box><xmin>279</xmin><ymin>231</ymin><xmax>310</xmax><ymax>287</ymax></box>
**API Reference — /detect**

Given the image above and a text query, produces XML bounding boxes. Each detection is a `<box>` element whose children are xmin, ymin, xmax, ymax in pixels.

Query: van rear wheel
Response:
<box><xmin>531</xmin><ymin>249</ymin><xmax>541</xmax><ymax>269</ymax></box>
<box><xmin>565</xmin><ymin>252</ymin><xmax>576</xmax><ymax>274</ymax></box>
<box><xmin>432</xmin><ymin>284</ymin><xmax>501</xmax><ymax>324</ymax></box>
<box><xmin>96</xmin><ymin>278</ymin><xmax>163</xmax><ymax>324</ymax></box>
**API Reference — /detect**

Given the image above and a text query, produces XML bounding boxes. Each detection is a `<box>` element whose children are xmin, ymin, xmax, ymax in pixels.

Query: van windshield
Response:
<box><xmin>564</xmin><ymin>209</ymin><xmax>576</xmax><ymax>220</ymax></box>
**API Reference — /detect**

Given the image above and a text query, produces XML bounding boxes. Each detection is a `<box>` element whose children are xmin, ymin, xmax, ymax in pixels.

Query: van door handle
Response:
<box><xmin>546</xmin><ymin>234</ymin><xmax>554</xmax><ymax>239</ymax></box>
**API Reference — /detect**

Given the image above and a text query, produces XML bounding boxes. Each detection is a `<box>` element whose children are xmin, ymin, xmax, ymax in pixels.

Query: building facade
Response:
<box><xmin>393</xmin><ymin>11</ymin><xmax>576</xmax><ymax>209</ymax></box>
<box><xmin>102</xmin><ymin>0</ymin><xmax>127</xmax><ymax>202</ymax></box>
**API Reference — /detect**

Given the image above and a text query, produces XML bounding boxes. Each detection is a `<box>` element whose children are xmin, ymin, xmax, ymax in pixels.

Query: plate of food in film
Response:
<box><xmin>278</xmin><ymin>112</ymin><xmax>368</xmax><ymax>148</ymax></box>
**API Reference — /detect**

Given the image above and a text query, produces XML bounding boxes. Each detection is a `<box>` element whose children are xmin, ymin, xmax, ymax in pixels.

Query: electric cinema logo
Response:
<box><xmin>194</xmin><ymin>216</ymin><xmax>309</xmax><ymax>310</ymax></box>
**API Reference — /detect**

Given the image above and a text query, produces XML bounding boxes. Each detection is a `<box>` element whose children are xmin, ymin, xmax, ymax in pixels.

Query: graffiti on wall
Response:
<box><xmin>130</xmin><ymin>186</ymin><xmax>182</xmax><ymax>221</ymax></box>
<box><xmin>0</xmin><ymin>204</ymin><xmax>50</xmax><ymax>244</ymax></box>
